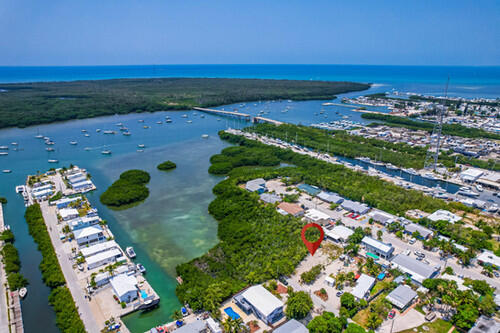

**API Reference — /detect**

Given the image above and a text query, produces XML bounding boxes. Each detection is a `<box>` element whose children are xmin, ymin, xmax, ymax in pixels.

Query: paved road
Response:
<box><xmin>40</xmin><ymin>202</ymin><xmax>101</xmax><ymax>333</ymax></box>
<box><xmin>0</xmin><ymin>204</ymin><xmax>10</xmax><ymax>332</ymax></box>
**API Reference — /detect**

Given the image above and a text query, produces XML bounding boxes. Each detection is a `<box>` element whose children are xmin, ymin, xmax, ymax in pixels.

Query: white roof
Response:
<box><xmin>391</xmin><ymin>254</ymin><xmax>438</xmax><ymax>282</ymax></box>
<box><xmin>110</xmin><ymin>274</ymin><xmax>137</xmax><ymax>298</ymax></box>
<box><xmin>67</xmin><ymin>172</ymin><xmax>84</xmax><ymax>180</ymax></box>
<box><xmin>59</xmin><ymin>208</ymin><xmax>79</xmax><ymax>219</ymax></box>
<box><xmin>427</xmin><ymin>210</ymin><xmax>461</xmax><ymax>223</ymax></box>
<box><xmin>362</xmin><ymin>236</ymin><xmax>393</xmax><ymax>254</ymax></box>
<box><xmin>81</xmin><ymin>240</ymin><xmax>118</xmax><ymax>257</ymax></box>
<box><xmin>32</xmin><ymin>184</ymin><xmax>53</xmax><ymax>192</ymax></box>
<box><xmin>86</xmin><ymin>248</ymin><xmax>122</xmax><ymax>266</ymax></box>
<box><xmin>72</xmin><ymin>180</ymin><xmax>93</xmax><ymax>188</ymax></box>
<box><xmin>206</xmin><ymin>318</ymin><xmax>222</xmax><ymax>333</ymax></box>
<box><xmin>325</xmin><ymin>225</ymin><xmax>353</xmax><ymax>241</ymax></box>
<box><xmin>242</xmin><ymin>285</ymin><xmax>284</xmax><ymax>317</ymax></box>
<box><xmin>351</xmin><ymin>274</ymin><xmax>375</xmax><ymax>299</ymax></box>
<box><xmin>325</xmin><ymin>276</ymin><xmax>335</xmax><ymax>284</ymax></box>
<box><xmin>386</xmin><ymin>285</ymin><xmax>418</xmax><ymax>308</ymax></box>
<box><xmin>73</xmin><ymin>225</ymin><xmax>103</xmax><ymax>240</ymax></box>
<box><xmin>304</xmin><ymin>208</ymin><xmax>330</xmax><ymax>221</ymax></box>
<box><xmin>460</xmin><ymin>168</ymin><xmax>484</xmax><ymax>179</ymax></box>
<box><xmin>69</xmin><ymin>176</ymin><xmax>87</xmax><ymax>184</ymax></box>
<box><xmin>54</xmin><ymin>196</ymin><xmax>80</xmax><ymax>205</ymax></box>
<box><xmin>33</xmin><ymin>188</ymin><xmax>53</xmax><ymax>197</ymax></box>
<box><xmin>477</xmin><ymin>250</ymin><xmax>500</xmax><ymax>267</ymax></box>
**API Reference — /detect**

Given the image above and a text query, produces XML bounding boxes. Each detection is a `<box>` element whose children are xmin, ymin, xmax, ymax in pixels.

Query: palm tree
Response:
<box><xmin>171</xmin><ymin>310</ymin><xmax>183</xmax><ymax>321</ymax></box>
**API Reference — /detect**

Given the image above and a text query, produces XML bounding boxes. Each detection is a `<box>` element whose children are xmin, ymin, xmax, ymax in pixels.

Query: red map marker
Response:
<box><xmin>301</xmin><ymin>223</ymin><xmax>324</xmax><ymax>256</ymax></box>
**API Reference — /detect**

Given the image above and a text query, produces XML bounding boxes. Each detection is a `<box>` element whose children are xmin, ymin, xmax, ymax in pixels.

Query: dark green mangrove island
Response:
<box><xmin>0</xmin><ymin>78</ymin><xmax>369</xmax><ymax>129</ymax></box>
<box><xmin>0</xmin><ymin>196</ymin><xmax>7</xmax><ymax>204</ymax></box>
<box><xmin>157</xmin><ymin>160</ymin><xmax>177</xmax><ymax>171</ymax></box>
<box><xmin>100</xmin><ymin>169</ymin><xmax>151</xmax><ymax>208</ymax></box>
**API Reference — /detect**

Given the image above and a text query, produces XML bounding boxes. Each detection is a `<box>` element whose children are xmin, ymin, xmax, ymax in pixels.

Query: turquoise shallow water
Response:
<box><xmin>0</xmin><ymin>65</ymin><xmax>498</xmax><ymax>332</ymax></box>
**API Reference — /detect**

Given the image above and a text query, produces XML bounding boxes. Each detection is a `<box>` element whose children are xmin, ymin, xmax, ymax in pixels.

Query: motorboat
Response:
<box><xmin>0</xmin><ymin>146</ymin><xmax>9</xmax><ymax>150</ymax></box>
<box><xmin>385</xmin><ymin>163</ymin><xmax>398</xmax><ymax>170</ymax></box>
<box><xmin>101</xmin><ymin>150</ymin><xmax>112</xmax><ymax>155</ymax></box>
<box><xmin>116</xmin><ymin>122</ymin><xmax>123</xmax><ymax>126</ymax></box>
<box><xmin>143</xmin><ymin>126</ymin><xmax>150</xmax><ymax>129</ymax></box>
<box><xmin>182</xmin><ymin>114</ymin><xmax>188</xmax><ymax>118</ymax></box>
<box><xmin>45</xmin><ymin>141</ymin><xmax>55</xmax><ymax>145</ymax></box>
<box><xmin>81</xmin><ymin>129</ymin><xmax>87</xmax><ymax>133</ymax></box>
<box><xmin>84</xmin><ymin>134</ymin><xmax>90</xmax><ymax>137</ymax></box>
<box><xmin>355</xmin><ymin>157</ymin><xmax>371</xmax><ymax>163</ymax></box>
<box><xmin>2</xmin><ymin>170</ymin><xmax>11</xmax><ymax>173</ymax></box>
<box><xmin>11</xmin><ymin>142</ymin><xmax>18</xmax><ymax>146</ymax></box>
<box><xmin>201</xmin><ymin>134</ymin><xmax>209</xmax><ymax>139</ymax></box>
<box><xmin>200</xmin><ymin>115</ymin><xmax>205</xmax><ymax>118</ymax></box>
<box><xmin>422</xmin><ymin>172</ymin><xmax>438</xmax><ymax>181</ymax></box>
<box><xmin>165</xmin><ymin>119</ymin><xmax>172</xmax><ymax>123</ymax></box>
<box><xmin>138</xmin><ymin>144</ymin><xmax>145</xmax><ymax>148</ymax></box>
<box><xmin>403</xmin><ymin>168</ymin><xmax>418</xmax><ymax>176</ymax></box>
<box><xmin>103</xmin><ymin>130</ymin><xmax>115</xmax><ymax>135</ymax></box>
<box><xmin>137</xmin><ymin>149</ymin><xmax>144</xmax><ymax>153</ymax></box>
<box><xmin>136</xmin><ymin>263</ymin><xmax>146</xmax><ymax>274</ymax></box>
<box><xmin>156</xmin><ymin>121</ymin><xmax>162</xmax><ymax>124</ymax></box>
<box><xmin>84</xmin><ymin>147</ymin><xmax>91</xmax><ymax>151</ymax></box>
<box><xmin>96</xmin><ymin>129</ymin><xmax>101</xmax><ymax>132</ymax></box>
<box><xmin>475</xmin><ymin>184</ymin><xmax>484</xmax><ymax>192</ymax></box>
<box><xmin>46</xmin><ymin>147</ymin><xmax>55</xmax><ymax>152</ymax></box>
<box><xmin>458</xmin><ymin>189</ymin><xmax>480</xmax><ymax>197</ymax></box>
<box><xmin>35</xmin><ymin>134</ymin><xmax>44</xmax><ymax>139</ymax></box>
<box><xmin>119</xmin><ymin>127</ymin><xmax>128</xmax><ymax>132</ymax></box>
<box><xmin>187</xmin><ymin>120</ymin><xmax>192</xmax><ymax>123</ymax></box>
<box><xmin>123</xmin><ymin>132</ymin><xmax>131</xmax><ymax>136</ymax></box>
<box><xmin>126</xmin><ymin>247</ymin><xmax>136</xmax><ymax>259</ymax></box>
<box><xmin>459</xmin><ymin>186</ymin><xmax>470</xmax><ymax>191</ymax></box>
<box><xmin>69</xmin><ymin>141</ymin><xmax>78</xmax><ymax>145</ymax></box>
<box><xmin>0</xmin><ymin>152</ymin><xmax>8</xmax><ymax>156</ymax></box>
<box><xmin>19</xmin><ymin>287</ymin><xmax>27</xmax><ymax>298</ymax></box>
<box><xmin>48</xmin><ymin>159</ymin><xmax>59</xmax><ymax>163</ymax></box>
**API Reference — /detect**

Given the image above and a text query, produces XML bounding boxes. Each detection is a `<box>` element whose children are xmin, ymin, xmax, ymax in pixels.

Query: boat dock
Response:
<box><xmin>322</xmin><ymin>102</ymin><xmax>384</xmax><ymax>114</ymax></box>
<box><xmin>0</xmin><ymin>204</ymin><xmax>24</xmax><ymax>333</ymax></box>
<box><xmin>193</xmin><ymin>107</ymin><xmax>251</xmax><ymax>121</ymax></box>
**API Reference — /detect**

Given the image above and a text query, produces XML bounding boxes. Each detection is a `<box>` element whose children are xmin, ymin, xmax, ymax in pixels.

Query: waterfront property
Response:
<box><xmin>361</xmin><ymin>236</ymin><xmax>394</xmax><ymax>259</ymax></box>
<box><xmin>74</xmin><ymin>225</ymin><xmax>106</xmax><ymax>246</ymax></box>
<box><xmin>259</xmin><ymin>193</ymin><xmax>281</xmax><ymax>204</ymax></box>
<box><xmin>245</xmin><ymin>178</ymin><xmax>267</xmax><ymax>193</ymax></box>
<box><xmin>86</xmin><ymin>248</ymin><xmax>124</xmax><ymax>270</ymax></box>
<box><xmin>110</xmin><ymin>274</ymin><xmax>138</xmax><ymax>303</ymax></box>
<box><xmin>385</xmin><ymin>285</ymin><xmax>418</xmax><ymax>310</ymax></box>
<box><xmin>235</xmin><ymin>285</ymin><xmax>284</xmax><ymax>325</ymax></box>
<box><xmin>427</xmin><ymin>209</ymin><xmax>461</xmax><ymax>224</ymax></box>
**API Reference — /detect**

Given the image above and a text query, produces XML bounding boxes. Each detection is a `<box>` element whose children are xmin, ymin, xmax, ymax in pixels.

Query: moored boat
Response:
<box><xmin>48</xmin><ymin>159</ymin><xmax>59</xmax><ymax>163</ymax></box>
<box><xmin>19</xmin><ymin>287</ymin><xmax>27</xmax><ymax>298</ymax></box>
<box><xmin>136</xmin><ymin>263</ymin><xmax>146</xmax><ymax>274</ymax></box>
<box><xmin>126</xmin><ymin>247</ymin><xmax>136</xmax><ymax>258</ymax></box>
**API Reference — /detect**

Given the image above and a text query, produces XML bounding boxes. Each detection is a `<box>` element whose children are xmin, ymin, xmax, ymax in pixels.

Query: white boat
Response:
<box><xmin>126</xmin><ymin>247</ymin><xmax>136</xmax><ymax>259</ymax></box>
<box><xmin>137</xmin><ymin>149</ymin><xmax>144</xmax><ymax>153</ymax></box>
<box><xmin>116</xmin><ymin>122</ymin><xmax>123</xmax><ymax>126</ymax></box>
<box><xmin>19</xmin><ymin>287</ymin><xmax>27</xmax><ymax>298</ymax></box>
<box><xmin>0</xmin><ymin>152</ymin><xmax>8</xmax><ymax>156</ymax></box>
<box><xmin>182</xmin><ymin>114</ymin><xmax>188</xmax><ymax>118</ymax></box>
<box><xmin>156</xmin><ymin>121</ymin><xmax>162</xmax><ymax>124</ymax></box>
<box><xmin>138</xmin><ymin>119</ymin><xmax>144</xmax><ymax>123</ymax></box>
<box><xmin>458</xmin><ymin>189</ymin><xmax>480</xmax><ymax>197</ymax></box>
<box><xmin>0</xmin><ymin>146</ymin><xmax>9</xmax><ymax>150</ymax></box>
<box><xmin>96</xmin><ymin>129</ymin><xmax>101</xmax><ymax>132</ymax></box>
<box><xmin>475</xmin><ymin>184</ymin><xmax>483</xmax><ymax>192</ymax></box>
<box><xmin>46</xmin><ymin>147</ymin><xmax>55</xmax><ymax>152</ymax></box>
<box><xmin>486</xmin><ymin>204</ymin><xmax>498</xmax><ymax>213</ymax></box>
<box><xmin>103</xmin><ymin>130</ymin><xmax>115</xmax><ymax>135</ymax></box>
<box><xmin>138</xmin><ymin>144</ymin><xmax>145</xmax><ymax>148</ymax></box>
<box><xmin>355</xmin><ymin>157</ymin><xmax>371</xmax><ymax>163</ymax></box>
<box><xmin>201</xmin><ymin>134</ymin><xmax>209</xmax><ymax>139</ymax></box>
<box><xmin>11</xmin><ymin>142</ymin><xmax>18</xmax><ymax>146</ymax></box>
<box><xmin>101</xmin><ymin>150</ymin><xmax>112</xmax><ymax>155</ymax></box>
<box><xmin>187</xmin><ymin>120</ymin><xmax>192</xmax><ymax>123</ymax></box>
<box><xmin>422</xmin><ymin>172</ymin><xmax>438</xmax><ymax>181</ymax></box>
<box><xmin>136</xmin><ymin>263</ymin><xmax>146</xmax><ymax>274</ymax></box>
<box><xmin>217</xmin><ymin>118</ymin><xmax>221</xmax><ymax>121</ymax></box>
<box><xmin>403</xmin><ymin>168</ymin><xmax>418</xmax><ymax>176</ymax></box>
<box><xmin>385</xmin><ymin>163</ymin><xmax>398</xmax><ymax>170</ymax></box>
<box><xmin>15</xmin><ymin>185</ymin><xmax>25</xmax><ymax>193</ymax></box>
<box><xmin>45</xmin><ymin>141</ymin><xmax>55</xmax><ymax>145</ymax></box>
<box><xmin>35</xmin><ymin>134</ymin><xmax>44</xmax><ymax>139</ymax></box>
<box><xmin>81</xmin><ymin>129</ymin><xmax>87</xmax><ymax>133</ymax></box>
<box><xmin>2</xmin><ymin>170</ymin><xmax>11</xmax><ymax>173</ymax></box>
<box><xmin>84</xmin><ymin>134</ymin><xmax>90</xmax><ymax>137</ymax></box>
<box><xmin>123</xmin><ymin>132</ymin><xmax>131</xmax><ymax>136</ymax></box>
<box><xmin>165</xmin><ymin>119</ymin><xmax>172</xmax><ymax>123</ymax></box>
<box><xmin>84</xmin><ymin>147</ymin><xmax>91</xmax><ymax>151</ymax></box>
<box><xmin>459</xmin><ymin>186</ymin><xmax>470</xmax><ymax>191</ymax></box>
<box><xmin>69</xmin><ymin>141</ymin><xmax>78</xmax><ymax>145</ymax></box>
<box><xmin>48</xmin><ymin>159</ymin><xmax>59</xmax><ymax>163</ymax></box>
<box><xmin>371</xmin><ymin>161</ymin><xmax>385</xmax><ymax>166</ymax></box>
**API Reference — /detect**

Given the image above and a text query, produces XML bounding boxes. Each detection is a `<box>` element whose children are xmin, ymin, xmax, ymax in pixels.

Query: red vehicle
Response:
<box><xmin>388</xmin><ymin>310</ymin><xmax>396</xmax><ymax>319</ymax></box>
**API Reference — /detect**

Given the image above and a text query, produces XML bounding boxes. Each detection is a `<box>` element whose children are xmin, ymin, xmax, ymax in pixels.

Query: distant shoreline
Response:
<box><xmin>0</xmin><ymin>77</ymin><xmax>369</xmax><ymax>129</ymax></box>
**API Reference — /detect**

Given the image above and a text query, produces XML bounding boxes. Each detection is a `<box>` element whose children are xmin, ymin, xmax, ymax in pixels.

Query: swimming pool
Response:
<box><xmin>140</xmin><ymin>290</ymin><xmax>148</xmax><ymax>299</ymax></box>
<box><xmin>224</xmin><ymin>307</ymin><xmax>240</xmax><ymax>320</ymax></box>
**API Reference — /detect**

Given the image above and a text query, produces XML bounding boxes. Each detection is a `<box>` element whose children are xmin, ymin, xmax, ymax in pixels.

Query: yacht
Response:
<box><xmin>101</xmin><ymin>150</ymin><xmax>112</xmax><ymax>155</ymax></box>
<box><xmin>165</xmin><ymin>119</ymin><xmax>172</xmax><ymax>123</ymax></box>
<box><xmin>48</xmin><ymin>159</ymin><xmax>59</xmax><ymax>163</ymax></box>
<box><xmin>403</xmin><ymin>168</ymin><xmax>418</xmax><ymax>176</ymax></box>
<box><xmin>123</xmin><ymin>132</ymin><xmax>131</xmax><ymax>136</ymax></box>
<box><xmin>136</xmin><ymin>263</ymin><xmax>146</xmax><ymax>274</ymax></box>
<box><xmin>46</xmin><ymin>147</ymin><xmax>55</xmax><ymax>152</ymax></box>
<box><xmin>458</xmin><ymin>188</ymin><xmax>480</xmax><ymax>197</ymax></box>
<box><xmin>486</xmin><ymin>204</ymin><xmax>498</xmax><ymax>213</ymax></box>
<box><xmin>19</xmin><ymin>287</ymin><xmax>27</xmax><ymax>298</ymax></box>
<box><xmin>96</xmin><ymin>129</ymin><xmax>101</xmax><ymax>133</ymax></box>
<box><xmin>182</xmin><ymin>114</ymin><xmax>188</xmax><ymax>118</ymax></box>
<box><xmin>422</xmin><ymin>172</ymin><xmax>438</xmax><ymax>180</ymax></box>
<box><xmin>0</xmin><ymin>146</ymin><xmax>9</xmax><ymax>150</ymax></box>
<box><xmin>201</xmin><ymin>134</ymin><xmax>209</xmax><ymax>139</ymax></box>
<box><xmin>187</xmin><ymin>120</ymin><xmax>192</xmax><ymax>123</ymax></box>
<box><xmin>137</xmin><ymin>144</ymin><xmax>145</xmax><ymax>148</ymax></box>
<box><xmin>103</xmin><ymin>130</ymin><xmax>115</xmax><ymax>135</ymax></box>
<box><xmin>0</xmin><ymin>152</ymin><xmax>9</xmax><ymax>156</ymax></box>
<box><xmin>84</xmin><ymin>134</ymin><xmax>90</xmax><ymax>137</ymax></box>
<box><xmin>69</xmin><ymin>141</ymin><xmax>78</xmax><ymax>145</ymax></box>
<box><xmin>475</xmin><ymin>184</ymin><xmax>484</xmax><ymax>192</ymax></box>
<box><xmin>385</xmin><ymin>163</ymin><xmax>399</xmax><ymax>170</ymax></box>
<box><xmin>126</xmin><ymin>247</ymin><xmax>136</xmax><ymax>259</ymax></box>
<box><xmin>35</xmin><ymin>134</ymin><xmax>44</xmax><ymax>139</ymax></box>
<box><xmin>2</xmin><ymin>170</ymin><xmax>12</xmax><ymax>173</ymax></box>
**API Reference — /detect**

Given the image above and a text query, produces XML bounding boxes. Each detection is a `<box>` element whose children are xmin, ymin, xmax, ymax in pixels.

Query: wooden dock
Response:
<box><xmin>193</xmin><ymin>107</ymin><xmax>251</xmax><ymax>121</ymax></box>
<box><xmin>10</xmin><ymin>291</ymin><xmax>24</xmax><ymax>333</ymax></box>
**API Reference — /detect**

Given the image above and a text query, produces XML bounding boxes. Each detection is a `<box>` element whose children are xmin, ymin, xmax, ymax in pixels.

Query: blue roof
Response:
<box><xmin>297</xmin><ymin>184</ymin><xmax>321</xmax><ymax>196</ymax></box>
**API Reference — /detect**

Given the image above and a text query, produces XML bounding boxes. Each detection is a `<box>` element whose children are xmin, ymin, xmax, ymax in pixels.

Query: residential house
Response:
<box><xmin>110</xmin><ymin>274</ymin><xmax>138</xmax><ymax>303</ymax></box>
<box><xmin>361</xmin><ymin>236</ymin><xmax>394</xmax><ymax>259</ymax></box>
<box><xmin>236</xmin><ymin>285</ymin><xmax>284</xmax><ymax>325</ymax></box>
<box><xmin>74</xmin><ymin>225</ymin><xmax>105</xmax><ymax>247</ymax></box>
<box><xmin>351</xmin><ymin>274</ymin><xmax>376</xmax><ymax>300</ymax></box>
<box><xmin>277</xmin><ymin>202</ymin><xmax>304</xmax><ymax>217</ymax></box>
<box><xmin>385</xmin><ymin>285</ymin><xmax>418</xmax><ymax>310</ymax></box>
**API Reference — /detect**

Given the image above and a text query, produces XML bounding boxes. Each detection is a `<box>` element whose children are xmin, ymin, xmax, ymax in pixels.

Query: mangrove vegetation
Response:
<box><xmin>100</xmin><ymin>169</ymin><xmax>150</xmax><ymax>208</ymax></box>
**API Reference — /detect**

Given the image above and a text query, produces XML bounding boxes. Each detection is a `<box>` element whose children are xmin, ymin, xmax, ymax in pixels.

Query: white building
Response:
<box><xmin>351</xmin><ymin>274</ymin><xmax>376</xmax><ymax>300</ymax></box>
<box><xmin>110</xmin><ymin>274</ymin><xmax>138</xmax><ymax>303</ymax></box>
<box><xmin>361</xmin><ymin>236</ymin><xmax>394</xmax><ymax>259</ymax></box>
<box><xmin>476</xmin><ymin>250</ymin><xmax>500</xmax><ymax>270</ymax></box>
<box><xmin>460</xmin><ymin>168</ymin><xmax>484</xmax><ymax>182</ymax></box>
<box><xmin>53</xmin><ymin>196</ymin><xmax>80</xmax><ymax>209</ymax></box>
<box><xmin>80</xmin><ymin>240</ymin><xmax>119</xmax><ymax>258</ymax></box>
<box><xmin>86</xmin><ymin>248</ymin><xmax>124</xmax><ymax>270</ymax></box>
<box><xmin>59</xmin><ymin>208</ymin><xmax>79</xmax><ymax>221</ymax></box>
<box><xmin>68</xmin><ymin>215</ymin><xmax>100</xmax><ymax>231</ymax></box>
<box><xmin>74</xmin><ymin>225</ymin><xmax>105</xmax><ymax>246</ymax></box>
<box><xmin>427</xmin><ymin>209</ymin><xmax>461</xmax><ymax>224</ymax></box>
<box><xmin>304</xmin><ymin>209</ymin><xmax>330</xmax><ymax>223</ymax></box>
<box><xmin>325</xmin><ymin>225</ymin><xmax>353</xmax><ymax>243</ymax></box>
<box><xmin>368</xmin><ymin>210</ymin><xmax>397</xmax><ymax>225</ymax></box>
<box><xmin>239</xmin><ymin>285</ymin><xmax>284</xmax><ymax>324</ymax></box>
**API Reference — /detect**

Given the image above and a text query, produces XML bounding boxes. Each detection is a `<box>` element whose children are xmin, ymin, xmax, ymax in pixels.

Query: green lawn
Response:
<box><xmin>399</xmin><ymin>319</ymin><xmax>453</xmax><ymax>333</ymax></box>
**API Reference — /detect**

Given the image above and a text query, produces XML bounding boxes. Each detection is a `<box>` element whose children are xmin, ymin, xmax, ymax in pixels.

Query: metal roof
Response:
<box><xmin>362</xmin><ymin>236</ymin><xmax>394</xmax><ymax>254</ymax></box>
<box><xmin>404</xmin><ymin>223</ymin><xmax>433</xmax><ymax>237</ymax></box>
<box><xmin>242</xmin><ymin>285</ymin><xmax>284</xmax><ymax>318</ymax></box>
<box><xmin>351</xmin><ymin>274</ymin><xmax>375</xmax><ymax>299</ymax></box>
<box><xmin>386</xmin><ymin>285</ymin><xmax>418</xmax><ymax>309</ymax></box>
<box><xmin>341</xmin><ymin>200</ymin><xmax>370</xmax><ymax>214</ymax></box>
<box><xmin>317</xmin><ymin>191</ymin><xmax>344</xmax><ymax>204</ymax></box>
<box><xmin>274</xmin><ymin>319</ymin><xmax>308</xmax><ymax>333</ymax></box>
<box><xmin>391</xmin><ymin>254</ymin><xmax>438</xmax><ymax>282</ymax></box>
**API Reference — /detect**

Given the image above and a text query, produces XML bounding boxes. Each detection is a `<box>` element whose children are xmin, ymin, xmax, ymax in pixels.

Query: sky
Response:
<box><xmin>0</xmin><ymin>0</ymin><xmax>499</xmax><ymax>66</ymax></box>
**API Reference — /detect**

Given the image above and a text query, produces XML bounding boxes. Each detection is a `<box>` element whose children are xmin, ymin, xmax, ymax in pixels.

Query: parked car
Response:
<box><xmin>425</xmin><ymin>312</ymin><xmax>436</xmax><ymax>321</ymax></box>
<box><xmin>416</xmin><ymin>256</ymin><xmax>423</xmax><ymax>261</ymax></box>
<box><xmin>409</xmin><ymin>238</ymin><xmax>416</xmax><ymax>245</ymax></box>
<box><xmin>336</xmin><ymin>291</ymin><xmax>344</xmax><ymax>297</ymax></box>
<box><xmin>494</xmin><ymin>271</ymin><xmax>499</xmax><ymax>278</ymax></box>
<box><xmin>388</xmin><ymin>310</ymin><xmax>396</xmax><ymax>319</ymax></box>
<box><xmin>77</xmin><ymin>263</ymin><xmax>84</xmax><ymax>271</ymax></box>
<box><xmin>278</xmin><ymin>276</ymin><xmax>289</xmax><ymax>286</ymax></box>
